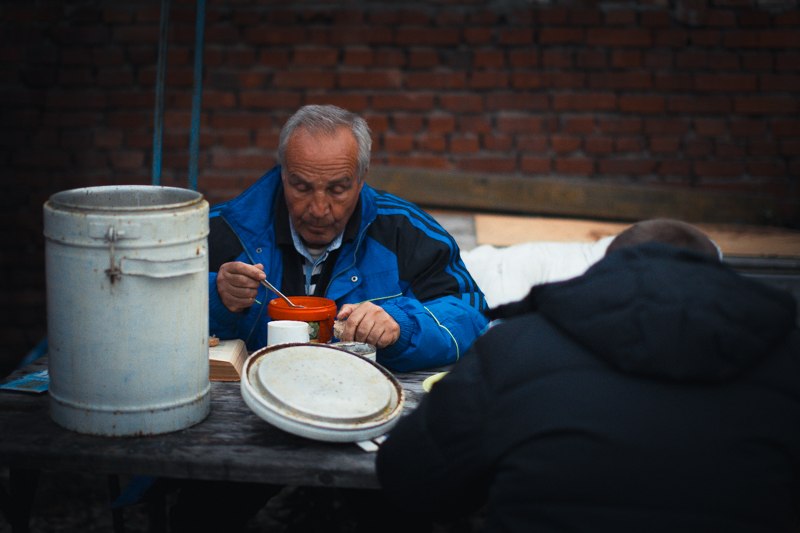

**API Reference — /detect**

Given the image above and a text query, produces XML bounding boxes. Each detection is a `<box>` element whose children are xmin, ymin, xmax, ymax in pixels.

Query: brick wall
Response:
<box><xmin>2</xmin><ymin>0</ymin><xmax>799</xmax><ymax>374</ymax></box>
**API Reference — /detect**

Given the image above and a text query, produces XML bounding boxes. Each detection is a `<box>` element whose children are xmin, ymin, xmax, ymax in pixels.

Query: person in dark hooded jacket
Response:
<box><xmin>376</xmin><ymin>219</ymin><xmax>800</xmax><ymax>532</ymax></box>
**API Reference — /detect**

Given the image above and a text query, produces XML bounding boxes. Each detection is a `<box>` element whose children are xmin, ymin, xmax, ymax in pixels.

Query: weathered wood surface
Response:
<box><xmin>369</xmin><ymin>166</ymin><xmax>797</xmax><ymax>226</ymax></box>
<box><xmin>473</xmin><ymin>214</ymin><xmax>800</xmax><ymax>258</ymax></box>
<box><xmin>0</xmin><ymin>359</ymin><xmax>436</xmax><ymax>490</ymax></box>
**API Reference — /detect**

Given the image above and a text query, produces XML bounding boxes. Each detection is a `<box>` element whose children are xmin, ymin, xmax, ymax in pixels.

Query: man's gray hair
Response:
<box><xmin>278</xmin><ymin>104</ymin><xmax>372</xmax><ymax>179</ymax></box>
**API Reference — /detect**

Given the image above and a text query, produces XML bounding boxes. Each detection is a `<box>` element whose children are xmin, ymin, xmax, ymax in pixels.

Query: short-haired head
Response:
<box><xmin>278</xmin><ymin>104</ymin><xmax>372</xmax><ymax>180</ymax></box>
<box><xmin>606</xmin><ymin>218</ymin><xmax>721</xmax><ymax>260</ymax></box>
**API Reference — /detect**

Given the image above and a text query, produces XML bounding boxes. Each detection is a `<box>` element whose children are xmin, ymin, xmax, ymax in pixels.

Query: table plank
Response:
<box><xmin>0</xmin><ymin>360</ymin><xmax>438</xmax><ymax>490</ymax></box>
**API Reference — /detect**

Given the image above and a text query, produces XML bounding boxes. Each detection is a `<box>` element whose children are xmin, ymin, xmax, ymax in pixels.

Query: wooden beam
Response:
<box><xmin>368</xmin><ymin>166</ymin><xmax>797</xmax><ymax>226</ymax></box>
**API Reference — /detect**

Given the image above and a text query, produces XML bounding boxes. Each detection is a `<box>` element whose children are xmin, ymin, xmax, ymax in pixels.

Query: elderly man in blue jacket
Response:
<box><xmin>208</xmin><ymin>104</ymin><xmax>487</xmax><ymax>372</ymax></box>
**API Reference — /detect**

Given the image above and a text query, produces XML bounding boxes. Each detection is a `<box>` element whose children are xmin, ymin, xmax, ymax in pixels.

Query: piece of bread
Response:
<box><xmin>333</xmin><ymin>320</ymin><xmax>345</xmax><ymax>339</ymax></box>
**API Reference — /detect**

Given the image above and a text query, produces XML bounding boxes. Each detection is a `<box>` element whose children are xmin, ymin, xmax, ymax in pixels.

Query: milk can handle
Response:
<box><xmin>120</xmin><ymin>255</ymin><xmax>207</xmax><ymax>279</ymax></box>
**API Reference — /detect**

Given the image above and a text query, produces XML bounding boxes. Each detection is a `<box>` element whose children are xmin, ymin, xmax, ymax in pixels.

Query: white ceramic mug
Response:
<box><xmin>268</xmin><ymin>320</ymin><xmax>310</xmax><ymax>346</ymax></box>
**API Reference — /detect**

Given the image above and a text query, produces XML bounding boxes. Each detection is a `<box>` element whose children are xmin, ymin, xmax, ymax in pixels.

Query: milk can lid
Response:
<box><xmin>241</xmin><ymin>343</ymin><xmax>405</xmax><ymax>442</ymax></box>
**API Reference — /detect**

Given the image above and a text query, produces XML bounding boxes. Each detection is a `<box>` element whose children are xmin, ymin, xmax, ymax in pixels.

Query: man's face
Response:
<box><xmin>281</xmin><ymin>126</ymin><xmax>364</xmax><ymax>247</ymax></box>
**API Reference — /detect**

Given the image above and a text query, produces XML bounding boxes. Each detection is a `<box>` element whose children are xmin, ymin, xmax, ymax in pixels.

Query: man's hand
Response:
<box><xmin>216</xmin><ymin>261</ymin><xmax>265</xmax><ymax>313</ymax></box>
<box><xmin>336</xmin><ymin>302</ymin><xmax>400</xmax><ymax>349</ymax></box>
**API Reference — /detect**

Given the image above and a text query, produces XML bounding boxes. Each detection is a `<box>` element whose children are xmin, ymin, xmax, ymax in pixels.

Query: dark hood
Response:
<box><xmin>488</xmin><ymin>243</ymin><xmax>797</xmax><ymax>383</ymax></box>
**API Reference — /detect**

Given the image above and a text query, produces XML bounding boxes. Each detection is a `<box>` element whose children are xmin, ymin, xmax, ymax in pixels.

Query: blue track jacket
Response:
<box><xmin>208</xmin><ymin>167</ymin><xmax>488</xmax><ymax>372</ymax></box>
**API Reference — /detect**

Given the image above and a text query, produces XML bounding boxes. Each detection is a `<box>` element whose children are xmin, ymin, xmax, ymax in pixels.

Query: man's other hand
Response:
<box><xmin>336</xmin><ymin>302</ymin><xmax>400</xmax><ymax>349</ymax></box>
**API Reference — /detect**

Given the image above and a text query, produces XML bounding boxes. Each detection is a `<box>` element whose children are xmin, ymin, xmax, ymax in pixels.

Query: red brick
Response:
<box><xmin>762</xmin><ymin>74</ymin><xmax>800</xmax><ymax>91</ymax></box>
<box><xmin>747</xmin><ymin>139</ymin><xmax>778</xmax><ymax>156</ymax></box>
<box><xmin>539</xmin><ymin>28</ymin><xmax>584</xmax><ymax>45</ymax></box>
<box><xmin>772</xmin><ymin>120</ymin><xmax>800</xmax><ymax>137</ymax></box>
<box><xmin>393</xmin><ymin>114</ymin><xmax>425</xmax><ymax>134</ymax></box>
<box><xmin>273</xmin><ymin>71</ymin><xmax>335</xmax><ymax>89</ymax></box>
<box><xmin>254</xmin><ymin>130</ymin><xmax>280</xmax><ymax>150</ymax></box>
<box><xmin>473</xmin><ymin>50</ymin><xmax>505</xmax><ymax>69</ymax></box>
<box><xmin>243</xmin><ymin>27</ymin><xmax>307</xmax><ymax>46</ymax></box>
<box><xmin>615</xmin><ymin>136</ymin><xmax>645</xmax><ymax>152</ymax></box>
<box><xmin>716</xmin><ymin>141</ymin><xmax>746</xmax><ymax>158</ymax></box>
<box><xmin>645</xmin><ymin>118</ymin><xmax>689</xmax><ymax>135</ymax></box>
<box><xmin>657</xmin><ymin>160</ymin><xmax>692</xmax><ymax>177</ymax></box>
<box><xmin>619</xmin><ymin>95</ymin><xmax>665</xmax><ymax>114</ymax></box>
<box><xmin>655</xmin><ymin>73</ymin><xmax>693</xmax><ymax>91</ymax></box>
<box><xmin>340</xmin><ymin>70</ymin><xmax>403</xmax><ymax>89</ymax></box>
<box><xmin>407</xmin><ymin>72</ymin><xmax>466</xmax><ymax>90</ymax></box>
<box><xmin>440</xmin><ymin>94</ymin><xmax>483</xmax><ymax>113</ymax></box>
<box><xmin>464</xmin><ymin>28</ymin><xmax>493</xmax><ymax>45</ymax></box>
<box><xmin>375</xmin><ymin>48</ymin><xmax>406</xmax><ymax>68</ymax></box>
<box><xmin>470</xmin><ymin>71</ymin><xmax>509</xmax><ymax>89</ymax></box>
<box><xmin>576</xmin><ymin>49</ymin><xmax>607</xmax><ymax>69</ymax></box>
<box><xmin>781</xmin><ymin>139</ymin><xmax>800</xmax><ymax>156</ymax></box>
<box><xmin>747</xmin><ymin>160</ymin><xmax>787</xmax><ymax>177</ymax></box>
<box><xmin>538</xmin><ymin>7</ymin><xmax>568</xmax><ymax>25</ymax></box>
<box><xmin>457</xmin><ymin>156</ymin><xmax>516</xmax><ymax>174</ymax></box>
<box><xmin>550</xmin><ymin>72</ymin><xmax>587</xmax><ymax>89</ymax></box>
<box><xmin>427</xmin><ymin>114</ymin><xmax>455</xmax><ymax>134</ymax></box>
<box><xmin>605</xmin><ymin>9</ymin><xmax>637</xmax><ymax>26</ymax></box>
<box><xmin>498</xmin><ymin>28</ymin><xmax>534</xmax><ymax>45</ymax></box>
<box><xmin>98</xmin><ymin>68</ymin><xmax>135</xmax><ymax>87</ymax></box>
<box><xmin>458</xmin><ymin>116</ymin><xmax>492</xmax><ymax>134</ymax></box>
<box><xmin>396</xmin><ymin>27</ymin><xmax>460</xmax><ymax>46</ymax></box>
<box><xmin>483</xmin><ymin>134</ymin><xmax>514</xmax><ymax>151</ymax></box>
<box><xmin>668</xmin><ymin>95</ymin><xmax>732</xmax><ymax>114</ymax></box>
<box><xmin>258</xmin><ymin>49</ymin><xmax>291</xmax><ymax>68</ymax></box>
<box><xmin>110</xmin><ymin>150</ymin><xmax>145</xmax><ymax>170</ymax></box>
<box><xmin>587</xmin><ymin>28</ymin><xmax>652</xmax><ymax>47</ymax></box>
<box><xmin>655</xmin><ymin>29</ymin><xmax>689</xmax><ymax>47</ymax></box>
<box><xmin>585</xmin><ymin>136</ymin><xmax>614</xmax><ymax>154</ymax></box>
<box><xmin>551</xmin><ymin>135</ymin><xmax>581</xmax><ymax>154</ymax></box>
<box><xmin>408</xmin><ymin>49</ymin><xmax>438</xmax><ymax>68</ymax></box>
<box><xmin>568</xmin><ymin>8</ymin><xmax>602</xmax><ymax>26</ymax></box>
<box><xmin>695</xmin><ymin>74</ymin><xmax>757</xmax><ymax>92</ymax></box>
<box><xmin>372</xmin><ymin>93</ymin><xmax>435</xmax><ymax>111</ymax></box>
<box><xmin>344</xmin><ymin>47</ymin><xmax>374</xmax><ymax>67</ymax></box>
<box><xmin>776</xmin><ymin>52</ymin><xmax>800</xmax><ymax>70</ymax></box>
<box><xmin>94</xmin><ymin>129</ymin><xmax>124</xmax><ymax>149</ymax></box>
<box><xmin>210</xmin><ymin>149</ymin><xmax>270</xmax><ymax>171</ymax></box>
<box><xmin>650</xmin><ymin>137</ymin><xmax>681</xmax><ymax>154</ymax></box>
<box><xmin>694</xmin><ymin>119</ymin><xmax>728</xmax><ymax>136</ymax></box>
<box><xmin>416</xmin><ymin>134</ymin><xmax>446</xmax><ymax>152</ymax></box>
<box><xmin>563</xmin><ymin>117</ymin><xmax>595</xmax><ymax>134</ymax></box>
<box><xmin>542</xmin><ymin>49</ymin><xmax>573</xmax><ymax>68</ymax></box>
<box><xmin>517</xmin><ymin>136</ymin><xmax>549</xmax><ymax>152</ymax></box>
<box><xmin>554</xmin><ymin>92</ymin><xmax>616</xmax><ymax>111</ymax></box>
<box><xmin>60</xmin><ymin>68</ymin><xmax>94</xmax><ymax>85</ymax></box>
<box><xmin>598</xmin><ymin>159</ymin><xmax>656</xmax><ymax>176</ymax></box>
<box><xmin>486</xmin><ymin>92</ymin><xmax>548</xmax><ymax>111</ymax></box>
<box><xmin>508</xmin><ymin>49</ymin><xmax>539</xmax><ymax>68</ymax></box>
<box><xmin>735</xmin><ymin>96</ymin><xmax>798</xmax><ymax>114</ymax></box>
<box><xmin>611</xmin><ymin>50</ymin><xmax>642</xmax><ymax>68</ymax></box>
<box><xmin>511</xmin><ymin>72</ymin><xmax>547</xmax><ymax>89</ymax></box>
<box><xmin>694</xmin><ymin>161</ymin><xmax>744</xmax><ymax>177</ymax></box>
<box><xmin>450</xmin><ymin>135</ymin><xmax>480</xmax><ymax>154</ymax></box>
<box><xmin>203</xmin><ymin>90</ymin><xmax>237</xmax><ymax>109</ymax></box>
<box><xmin>590</xmin><ymin>72</ymin><xmax>652</xmax><ymax>90</ymax></box>
<box><xmin>742</xmin><ymin>52</ymin><xmax>774</xmax><ymax>70</ymax></box>
<box><xmin>686</xmin><ymin>139</ymin><xmax>713</xmax><ymax>157</ymax></box>
<box><xmin>521</xmin><ymin>157</ymin><xmax>551</xmax><ymax>174</ymax></box>
<box><xmin>318</xmin><ymin>91</ymin><xmax>369</xmax><ymax>113</ymax></box>
<box><xmin>209</xmin><ymin>111</ymin><xmax>268</xmax><ymax>130</ymax></box>
<box><xmin>215</xmin><ymin>130</ymin><xmax>251</xmax><ymax>149</ymax></box>
<box><xmin>385</xmin><ymin>155</ymin><xmax>450</xmax><ymax>170</ymax></box>
<box><xmin>555</xmin><ymin>158</ymin><xmax>593</xmax><ymax>176</ymax></box>
<box><xmin>645</xmin><ymin>51</ymin><xmax>674</xmax><ymax>69</ymax></box>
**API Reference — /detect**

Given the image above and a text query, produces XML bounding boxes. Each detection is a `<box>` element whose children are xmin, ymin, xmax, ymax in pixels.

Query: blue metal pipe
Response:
<box><xmin>188</xmin><ymin>0</ymin><xmax>206</xmax><ymax>192</ymax></box>
<box><xmin>151</xmin><ymin>0</ymin><xmax>171</xmax><ymax>186</ymax></box>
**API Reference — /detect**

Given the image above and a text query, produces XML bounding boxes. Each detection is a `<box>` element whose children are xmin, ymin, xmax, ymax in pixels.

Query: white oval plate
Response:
<box><xmin>241</xmin><ymin>343</ymin><xmax>405</xmax><ymax>442</ymax></box>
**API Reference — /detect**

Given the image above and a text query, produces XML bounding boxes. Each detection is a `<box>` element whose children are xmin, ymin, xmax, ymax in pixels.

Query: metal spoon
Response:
<box><xmin>260</xmin><ymin>278</ymin><xmax>305</xmax><ymax>308</ymax></box>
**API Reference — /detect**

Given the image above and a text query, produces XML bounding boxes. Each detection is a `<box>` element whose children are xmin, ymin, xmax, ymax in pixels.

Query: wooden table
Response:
<box><xmin>0</xmin><ymin>357</ymin><xmax>439</xmax><ymax>531</ymax></box>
